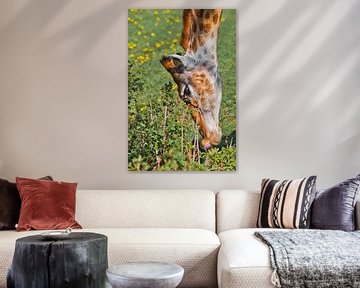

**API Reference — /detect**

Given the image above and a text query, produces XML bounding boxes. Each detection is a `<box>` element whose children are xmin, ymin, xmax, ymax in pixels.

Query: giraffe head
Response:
<box><xmin>161</xmin><ymin>9</ymin><xmax>223</xmax><ymax>149</ymax></box>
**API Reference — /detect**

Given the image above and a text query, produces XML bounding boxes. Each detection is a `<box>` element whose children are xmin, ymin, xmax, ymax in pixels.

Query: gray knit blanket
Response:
<box><xmin>255</xmin><ymin>230</ymin><xmax>360</xmax><ymax>288</ymax></box>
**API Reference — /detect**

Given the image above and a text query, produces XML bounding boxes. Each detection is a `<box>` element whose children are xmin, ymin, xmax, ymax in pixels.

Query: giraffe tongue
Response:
<box><xmin>201</xmin><ymin>139</ymin><xmax>212</xmax><ymax>150</ymax></box>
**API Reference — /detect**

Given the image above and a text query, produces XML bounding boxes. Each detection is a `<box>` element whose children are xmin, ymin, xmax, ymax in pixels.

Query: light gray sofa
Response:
<box><xmin>1</xmin><ymin>189</ymin><xmax>359</xmax><ymax>288</ymax></box>
<box><xmin>0</xmin><ymin>190</ymin><xmax>220</xmax><ymax>288</ymax></box>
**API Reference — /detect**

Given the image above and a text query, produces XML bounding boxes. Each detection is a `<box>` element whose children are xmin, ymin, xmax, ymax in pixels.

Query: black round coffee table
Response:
<box><xmin>7</xmin><ymin>232</ymin><xmax>108</xmax><ymax>288</ymax></box>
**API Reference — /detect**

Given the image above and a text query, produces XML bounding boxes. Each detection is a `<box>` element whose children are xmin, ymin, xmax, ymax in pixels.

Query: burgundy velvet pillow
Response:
<box><xmin>311</xmin><ymin>174</ymin><xmax>360</xmax><ymax>231</ymax></box>
<box><xmin>16</xmin><ymin>177</ymin><xmax>82</xmax><ymax>231</ymax></box>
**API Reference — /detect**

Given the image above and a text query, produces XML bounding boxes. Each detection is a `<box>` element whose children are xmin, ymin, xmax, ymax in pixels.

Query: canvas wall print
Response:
<box><xmin>128</xmin><ymin>9</ymin><xmax>236</xmax><ymax>171</ymax></box>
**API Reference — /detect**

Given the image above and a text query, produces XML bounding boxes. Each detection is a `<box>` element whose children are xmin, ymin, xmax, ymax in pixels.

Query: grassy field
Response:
<box><xmin>128</xmin><ymin>9</ymin><xmax>236</xmax><ymax>171</ymax></box>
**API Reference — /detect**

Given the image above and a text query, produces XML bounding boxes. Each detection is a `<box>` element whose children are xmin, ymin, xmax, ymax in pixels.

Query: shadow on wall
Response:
<box><xmin>43</xmin><ymin>1</ymin><xmax>126</xmax><ymax>56</ymax></box>
<box><xmin>237</xmin><ymin>0</ymin><xmax>360</xmax><ymax>146</ymax></box>
<box><xmin>0</xmin><ymin>0</ymin><xmax>128</xmax><ymax>57</ymax></box>
<box><xmin>0</xmin><ymin>0</ymin><xmax>70</xmax><ymax>36</ymax></box>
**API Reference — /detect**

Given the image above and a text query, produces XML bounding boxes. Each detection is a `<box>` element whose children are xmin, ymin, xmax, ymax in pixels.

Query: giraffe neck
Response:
<box><xmin>183</xmin><ymin>9</ymin><xmax>222</xmax><ymax>61</ymax></box>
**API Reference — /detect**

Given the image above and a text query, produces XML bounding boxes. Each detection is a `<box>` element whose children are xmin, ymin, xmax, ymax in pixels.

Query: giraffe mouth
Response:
<box><xmin>198</xmin><ymin>112</ymin><xmax>222</xmax><ymax>149</ymax></box>
<box><xmin>201</xmin><ymin>130</ymin><xmax>222</xmax><ymax>150</ymax></box>
<box><xmin>201</xmin><ymin>139</ymin><xmax>213</xmax><ymax>150</ymax></box>
<box><xmin>200</xmin><ymin>135</ymin><xmax>222</xmax><ymax>150</ymax></box>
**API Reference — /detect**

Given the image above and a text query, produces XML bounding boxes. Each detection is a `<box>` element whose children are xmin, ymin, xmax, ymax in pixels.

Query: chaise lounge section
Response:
<box><xmin>216</xmin><ymin>189</ymin><xmax>360</xmax><ymax>288</ymax></box>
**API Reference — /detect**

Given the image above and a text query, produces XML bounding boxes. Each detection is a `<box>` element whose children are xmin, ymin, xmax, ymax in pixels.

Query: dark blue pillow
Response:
<box><xmin>311</xmin><ymin>174</ymin><xmax>360</xmax><ymax>231</ymax></box>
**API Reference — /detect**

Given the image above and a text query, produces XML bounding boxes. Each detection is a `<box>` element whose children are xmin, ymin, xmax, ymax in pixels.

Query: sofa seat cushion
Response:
<box><xmin>102</xmin><ymin>228</ymin><xmax>220</xmax><ymax>288</ymax></box>
<box><xmin>218</xmin><ymin>228</ymin><xmax>282</xmax><ymax>288</ymax></box>
<box><xmin>0</xmin><ymin>228</ymin><xmax>219</xmax><ymax>288</ymax></box>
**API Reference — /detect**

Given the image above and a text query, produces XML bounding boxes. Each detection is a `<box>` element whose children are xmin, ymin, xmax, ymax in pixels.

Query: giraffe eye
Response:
<box><xmin>184</xmin><ymin>85</ymin><xmax>191</xmax><ymax>96</ymax></box>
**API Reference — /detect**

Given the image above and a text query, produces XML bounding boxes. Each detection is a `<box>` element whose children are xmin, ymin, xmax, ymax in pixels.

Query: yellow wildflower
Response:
<box><xmin>150</xmin><ymin>32</ymin><xmax>155</xmax><ymax>37</ymax></box>
<box><xmin>128</xmin><ymin>42</ymin><xmax>137</xmax><ymax>49</ymax></box>
<box><xmin>137</xmin><ymin>55</ymin><xmax>146</xmax><ymax>63</ymax></box>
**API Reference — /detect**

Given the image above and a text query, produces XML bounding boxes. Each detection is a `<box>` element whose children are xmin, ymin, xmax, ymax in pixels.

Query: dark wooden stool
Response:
<box><xmin>7</xmin><ymin>232</ymin><xmax>108</xmax><ymax>288</ymax></box>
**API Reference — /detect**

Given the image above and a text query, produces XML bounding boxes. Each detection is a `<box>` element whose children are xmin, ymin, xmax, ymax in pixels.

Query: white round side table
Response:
<box><xmin>106</xmin><ymin>262</ymin><xmax>184</xmax><ymax>288</ymax></box>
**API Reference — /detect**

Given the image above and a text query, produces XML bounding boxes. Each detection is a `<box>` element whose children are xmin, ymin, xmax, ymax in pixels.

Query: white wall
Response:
<box><xmin>0</xmin><ymin>0</ymin><xmax>359</xmax><ymax>191</ymax></box>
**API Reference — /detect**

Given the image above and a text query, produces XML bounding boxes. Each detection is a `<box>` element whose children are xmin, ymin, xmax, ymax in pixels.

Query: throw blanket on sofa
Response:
<box><xmin>255</xmin><ymin>230</ymin><xmax>360</xmax><ymax>288</ymax></box>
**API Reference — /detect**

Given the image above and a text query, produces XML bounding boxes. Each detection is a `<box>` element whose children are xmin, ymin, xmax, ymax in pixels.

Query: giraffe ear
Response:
<box><xmin>160</xmin><ymin>55</ymin><xmax>186</xmax><ymax>73</ymax></box>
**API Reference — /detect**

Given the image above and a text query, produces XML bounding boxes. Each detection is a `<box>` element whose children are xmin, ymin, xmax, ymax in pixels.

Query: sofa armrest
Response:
<box><xmin>356</xmin><ymin>200</ymin><xmax>360</xmax><ymax>230</ymax></box>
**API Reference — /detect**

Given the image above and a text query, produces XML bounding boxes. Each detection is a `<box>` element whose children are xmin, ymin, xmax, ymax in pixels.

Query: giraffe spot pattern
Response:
<box><xmin>213</xmin><ymin>14</ymin><xmax>219</xmax><ymax>24</ymax></box>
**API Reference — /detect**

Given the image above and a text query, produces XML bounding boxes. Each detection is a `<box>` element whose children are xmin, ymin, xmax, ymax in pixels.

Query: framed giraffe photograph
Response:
<box><xmin>128</xmin><ymin>9</ymin><xmax>236</xmax><ymax>171</ymax></box>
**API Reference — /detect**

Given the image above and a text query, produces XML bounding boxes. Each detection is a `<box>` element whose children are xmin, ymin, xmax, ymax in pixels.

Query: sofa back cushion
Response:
<box><xmin>76</xmin><ymin>190</ymin><xmax>216</xmax><ymax>231</ymax></box>
<box><xmin>217</xmin><ymin>190</ymin><xmax>360</xmax><ymax>233</ymax></box>
<box><xmin>216</xmin><ymin>190</ymin><xmax>260</xmax><ymax>233</ymax></box>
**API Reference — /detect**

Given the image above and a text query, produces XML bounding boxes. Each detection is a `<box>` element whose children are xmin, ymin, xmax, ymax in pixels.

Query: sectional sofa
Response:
<box><xmin>0</xmin><ymin>189</ymin><xmax>359</xmax><ymax>288</ymax></box>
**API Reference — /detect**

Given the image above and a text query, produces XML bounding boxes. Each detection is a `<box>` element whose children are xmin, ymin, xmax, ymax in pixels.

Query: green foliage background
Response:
<box><xmin>128</xmin><ymin>9</ymin><xmax>236</xmax><ymax>171</ymax></box>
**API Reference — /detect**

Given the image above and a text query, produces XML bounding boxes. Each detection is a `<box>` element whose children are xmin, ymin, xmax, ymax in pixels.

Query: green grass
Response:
<box><xmin>128</xmin><ymin>9</ymin><xmax>237</xmax><ymax>171</ymax></box>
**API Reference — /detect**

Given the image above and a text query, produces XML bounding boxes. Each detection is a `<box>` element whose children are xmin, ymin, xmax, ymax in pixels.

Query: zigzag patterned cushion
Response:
<box><xmin>257</xmin><ymin>176</ymin><xmax>317</xmax><ymax>229</ymax></box>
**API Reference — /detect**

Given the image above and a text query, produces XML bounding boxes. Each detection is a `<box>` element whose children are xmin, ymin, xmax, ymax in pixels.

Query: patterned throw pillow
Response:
<box><xmin>257</xmin><ymin>176</ymin><xmax>317</xmax><ymax>229</ymax></box>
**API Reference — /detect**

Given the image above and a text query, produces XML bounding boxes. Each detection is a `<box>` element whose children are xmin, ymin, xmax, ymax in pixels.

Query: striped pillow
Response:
<box><xmin>257</xmin><ymin>176</ymin><xmax>317</xmax><ymax>229</ymax></box>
